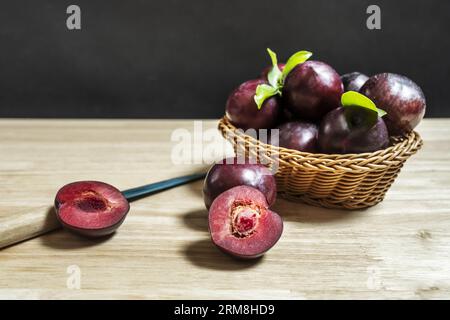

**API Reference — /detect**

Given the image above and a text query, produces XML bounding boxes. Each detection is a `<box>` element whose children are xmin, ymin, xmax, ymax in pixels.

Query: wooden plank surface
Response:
<box><xmin>0</xmin><ymin>119</ymin><xmax>449</xmax><ymax>299</ymax></box>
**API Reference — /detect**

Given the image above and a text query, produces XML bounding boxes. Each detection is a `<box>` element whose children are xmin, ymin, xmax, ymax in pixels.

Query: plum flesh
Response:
<box><xmin>54</xmin><ymin>181</ymin><xmax>130</xmax><ymax>237</ymax></box>
<box><xmin>272</xmin><ymin>121</ymin><xmax>318</xmax><ymax>153</ymax></box>
<box><xmin>341</xmin><ymin>72</ymin><xmax>369</xmax><ymax>92</ymax></box>
<box><xmin>208</xmin><ymin>185</ymin><xmax>283</xmax><ymax>259</ymax></box>
<box><xmin>318</xmin><ymin>107</ymin><xmax>389</xmax><ymax>154</ymax></box>
<box><xmin>203</xmin><ymin>157</ymin><xmax>277</xmax><ymax>209</ymax></box>
<box><xmin>360</xmin><ymin>73</ymin><xmax>426</xmax><ymax>135</ymax></box>
<box><xmin>283</xmin><ymin>60</ymin><xmax>343</xmax><ymax>121</ymax></box>
<box><xmin>226</xmin><ymin>79</ymin><xmax>281</xmax><ymax>130</ymax></box>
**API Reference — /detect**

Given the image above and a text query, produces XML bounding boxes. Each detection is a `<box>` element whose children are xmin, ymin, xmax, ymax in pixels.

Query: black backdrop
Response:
<box><xmin>0</xmin><ymin>0</ymin><xmax>448</xmax><ymax>118</ymax></box>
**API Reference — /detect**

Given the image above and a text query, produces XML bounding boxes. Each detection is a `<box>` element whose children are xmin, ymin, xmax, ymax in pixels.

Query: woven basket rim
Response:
<box><xmin>218</xmin><ymin>116</ymin><xmax>423</xmax><ymax>172</ymax></box>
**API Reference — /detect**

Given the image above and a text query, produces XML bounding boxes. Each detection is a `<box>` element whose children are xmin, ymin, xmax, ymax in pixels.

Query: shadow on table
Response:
<box><xmin>182</xmin><ymin>239</ymin><xmax>263</xmax><ymax>271</ymax></box>
<box><xmin>39</xmin><ymin>207</ymin><xmax>115</xmax><ymax>250</ymax></box>
<box><xmin>182</xmin><ymin>209</ymin><xmax>209</xmax><ymax>232</ymax></box>
<box><xmin>181</xmin><ymin>208</ymin><xmax>262</xmax><ymax>270</ymax></box>
<box><xmin>272</xmin><ymin>198</ymin><xmax>363</xmax><ymax>223</ymax></box>
<box><xmin>180</xmin><ymin>196</ymin><xmax>362</xmax><ymax>270</ymax></box>
<box><xmin>182</xmin><ymin>198</ymin><xmax>362</xmax><ymax>231</ymax></box>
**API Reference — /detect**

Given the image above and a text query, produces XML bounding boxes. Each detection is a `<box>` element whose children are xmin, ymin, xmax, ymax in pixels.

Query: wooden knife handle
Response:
<box><xmin>0</xmin><ymin>206</ymin><xmax>61</xmax><ymax>249</ymax></box>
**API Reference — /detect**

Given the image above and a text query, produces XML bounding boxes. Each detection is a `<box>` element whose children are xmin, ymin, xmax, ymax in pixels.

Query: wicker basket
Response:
<box><xmin>218</xmin><ymin>116</ymin><xmax>423</xmax><ymax>209</ymax></box>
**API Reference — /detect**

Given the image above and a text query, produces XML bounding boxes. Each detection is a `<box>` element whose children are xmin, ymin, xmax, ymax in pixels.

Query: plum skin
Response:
<box><xmin>208</xmin><ymin>185</ymin><xmax>283</xmax><ymax>259</ymax></box>
<box><xmin>283</xmin><ymin>60</ymin><xmax>343</xmax><ymax>121</ymax></box>
<box><xmin>279</xmin><ymin>107</ymin><xmax>296</xmax><ymax>123</ymax></box>
<box><xmin>226</xmin><ymin>79</ymin><xmax>281</xmax><ymax>130</ymax></box>
<box><xmin>271</xmin><ymin>121</ymin><xmax>318</xmax><ymax>153</ymax></box>
<box><xmin>54</xmin><ymin>181</ymin><xmax>130</xmax><ymax>237</ymax></box>
<box><xmin>318</xmin><ymin>107</ymin><xmax>389</xmax><ymax>154</ymax></box>
<box><xmin>57</xmin><ymin>213</ymin><xmax>128</xmax><ymax>238</ymax></box>
<box><xmin>203</xmin><ymin>157</ymin><xmax>277</xmax><ymax>209</ymax></box>
<box><xmin>341</xmin><ymin>72</ymin><xmax>369</xmax><ymax>92</ymax></box>
<box><xmin>360</xmin><ymin>73</ymin><xmax>426</xmax><ymax>135</ymax></box>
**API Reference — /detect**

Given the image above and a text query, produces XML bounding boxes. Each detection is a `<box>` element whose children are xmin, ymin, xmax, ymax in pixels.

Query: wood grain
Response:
<box><xmin>0</xmin><ymin>119</ymin><xmax>449</xmax><ymax>299</ymax></box>
<box><xmin>0</xmin><ymin>206</ymin><xmax>60</xmax><ymax>249</ymax></box>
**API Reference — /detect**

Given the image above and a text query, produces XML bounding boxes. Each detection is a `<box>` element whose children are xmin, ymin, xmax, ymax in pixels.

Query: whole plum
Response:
<box><xmin>341</xmin><ymin>72</ymin><xmax>369</xmax><ymax>92</ymax></box>
<box><xmin>225</xmin><ymin>79</ymin><xmax>281</xmax><ymax>130</ymax></box>
<box><xmin>283</xmin><ymin>61</ymin><xmax>343</xmax><ymax>121</ymax></box>
<box><xmin>360</xmin><ymin>73</ymin><xmax>426</xmax><ymax>135</ymax></box>
<box><xmin>318</xmin><ymin>107</ymin><xmax>389</xmax><ymax>154</ymax></box>
<box><xmin>203</xmin><ymin>157</ymin><xmax>277</xmax><ymax>209</ymax></box>
<box><xmin>271</xmin><ymin>121</ymin><xmax>318</xmax><ymax>153</ymax></box>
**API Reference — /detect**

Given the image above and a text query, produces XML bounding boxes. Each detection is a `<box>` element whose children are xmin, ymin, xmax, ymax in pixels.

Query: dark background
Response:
<box><xmin>0</xmin><ymin>0</ymin><xmax>448</xmax><ymax>118</ymax></box>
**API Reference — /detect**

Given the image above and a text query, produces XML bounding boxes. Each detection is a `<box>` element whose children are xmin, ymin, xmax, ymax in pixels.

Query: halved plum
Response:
<box><xmin>208</xmin><ymin>186</ymin><xmax>283</xmax><ymax>259</ymax></box>
<box><xmin>54</xmin><ymin>181</ymin><xmax>130</xmax><ymax>237</ymax></box>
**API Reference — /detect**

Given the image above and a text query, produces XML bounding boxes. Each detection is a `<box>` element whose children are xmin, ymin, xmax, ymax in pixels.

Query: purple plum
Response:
<box><xmin>341</xmin><ymin>72</ymin><xmax>369</xmax><ymax>92</ymax></box>
<box><xmin>226</xmin><ymin>79</ymin><xmax>281</xmax><ymax>130</ymax></box>
<box><xmin>203</xmin><ymin>157</ymin><xmax>277</xmax><ymax>209</ymax></box>
<box><xmin>360</xmin><ymin>73</ymin><xmax>426</xmax><ymax>135</ymax></box>
<box><xmin>271</xmin><ymin>121</ymin><xmax>318</xmax><ymax>153</ymax></box>
<box><xmin>283</xmin><ymin>61</ymin><xmax>343</xmax><ymax>121</ymax></box>
<box><xmin>318</xmin><ymin>107</ymin><xmax>389</xmax><ymax>154</ymax></box>
<box><xmin>276</xmin><ymin>105</ymin><xmax>296</xmax><ymax>124</ymax></box>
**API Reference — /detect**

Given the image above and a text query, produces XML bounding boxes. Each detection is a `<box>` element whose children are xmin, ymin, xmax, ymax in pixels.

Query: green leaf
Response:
<box><xmin>281</xmin><ymin>50</ymin><xmax>313</xmax><ymax>81</ymax></box>
<box><xmin>254</xmin><ymin>84</ymin><xmax>279</xmax><ymax>109</ymax></box>
<box><xmin>377</xmin><ymin>108</ymin><xmax>387</xmax><ymax>117</ymax></box>
<box><xmin>266</xmin><ymin>48</ymin><xmax>282</xmax><ymax>88</ymax></box>
<box><xmin>341</xmin><ymin>91</ymin><xmax>387</xmax><ymax>129</ymax></box>
<box><xmin>267</xmin><ymin>48</ymin><xmax>278</xmax><ymax>66</ymax></box>
<box><xmin>341</xmin><ymin>91</ymin><xmax>381</xmax><ymax>114</ymax></box>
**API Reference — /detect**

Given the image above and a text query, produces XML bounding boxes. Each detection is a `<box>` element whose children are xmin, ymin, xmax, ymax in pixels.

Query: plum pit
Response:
<box><xmin>231</xmin><ymin>202</ymin><xmax>260</xmax><ymax>237</ymax></box>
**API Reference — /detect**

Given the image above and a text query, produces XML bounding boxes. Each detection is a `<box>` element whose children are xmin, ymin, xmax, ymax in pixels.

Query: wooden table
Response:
<box><xmin>0</xmin><ymin>119</ymin><xmax>449</xmax><ymax>299</ymax></box>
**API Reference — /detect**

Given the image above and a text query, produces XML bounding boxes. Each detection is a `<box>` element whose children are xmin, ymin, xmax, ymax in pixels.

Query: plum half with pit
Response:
<box><xmin>341</xmin><ymin>72</ymin><xmax>369</xmax><ymax>92</ymax></box>
<box><xmin>225</xmin><ymin>79</ymin><xmax>281</xmax><ymax>130</ymax></box>
<box><xmin>360</xmin><ymin>73</ymin><xmax>426</xmax><ymax>135</ymax></box>
<box><xmin>208</xmin><ymin>185</ymin><xmax>283</xmax><ymax>259</ymax></box>
<box><xmin>271</xmin><ymin>121</ymin><xmax>318</xmax><ymax>153</ymax></box>
<box><xmin>203</xmin><ymin>157</ymin><xmax>277</xmax><ymax>209</ymax></box>
<box><xmin>283</xmin><ymin>60</ymin><xmax>343</xmax><ymax>121</ymax></box>
<box><xmin>54</xmin><ymin>181</ymin><xmax>130</xmax><ymax>237</ymax></box>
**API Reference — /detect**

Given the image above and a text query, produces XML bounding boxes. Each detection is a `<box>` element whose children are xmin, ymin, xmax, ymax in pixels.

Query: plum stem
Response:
<box><xmin>121</xmin><ymin>173</ymin><xmax>206</xmax><ymax>201</ymax></box>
